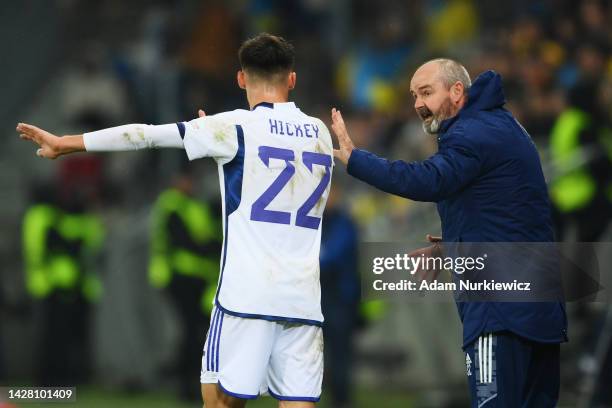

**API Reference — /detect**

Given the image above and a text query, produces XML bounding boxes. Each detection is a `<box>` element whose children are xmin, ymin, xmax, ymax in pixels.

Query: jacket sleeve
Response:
<box><xmin>346</xmin><ymin>125</ymin><xmax>482</xmax><ymax>202</ymax></box>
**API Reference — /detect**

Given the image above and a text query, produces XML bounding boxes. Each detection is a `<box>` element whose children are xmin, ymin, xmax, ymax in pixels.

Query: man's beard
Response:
<box><xmin>420</xmin><ymin>98</ymin><xmax>454</xmax><ymax>135</ymax></box>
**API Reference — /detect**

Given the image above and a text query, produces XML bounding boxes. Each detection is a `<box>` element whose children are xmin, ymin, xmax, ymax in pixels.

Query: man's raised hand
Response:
<box><xmin>331</xmin><ymin>108</ymin><xmax>355</xmax><ymax>165</ymax></box>
<box><xmin>17</xmin><ymin>123</ymin><xmax>62</xmax><ymax>159</ymax></box>
<box><xmin>17</xmin><ymin>123</ymin><xmax>85</xmax><ymax>159</ymax></box>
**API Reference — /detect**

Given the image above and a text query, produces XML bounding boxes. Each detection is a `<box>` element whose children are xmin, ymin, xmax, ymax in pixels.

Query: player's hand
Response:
<box><xmin>198</xmin><ymin>109</ymin><xmax>206</xmax><ymax>118</ymax></box>
<box><xmin>17</xmin><ymin>123</ymin><xmax>62</xmax><ymax>159</ymax></box>
<box><xmin>331</xmin><ymin>108</ymin><xmax>355</xmax><ymax>166</ymax></box>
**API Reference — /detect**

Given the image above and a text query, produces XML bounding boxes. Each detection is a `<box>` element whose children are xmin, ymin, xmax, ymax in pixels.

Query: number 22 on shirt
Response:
<box><xmin>250</xmin><ymin>145</ymin><xmax>331</xmax><ymax>230</ymax></box>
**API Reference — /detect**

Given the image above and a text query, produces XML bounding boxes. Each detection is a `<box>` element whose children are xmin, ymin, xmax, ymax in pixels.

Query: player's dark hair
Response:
<box><xmin>238</xmin><ymin>33</ymin><xmax>295</xmax><ymax>80</ymax></box>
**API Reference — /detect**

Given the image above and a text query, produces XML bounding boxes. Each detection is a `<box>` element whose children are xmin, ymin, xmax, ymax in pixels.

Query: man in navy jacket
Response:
<box><xmin>331</xmin><ymin>59</ymin><xmax>567</xmax><ymax>407</ymax></box>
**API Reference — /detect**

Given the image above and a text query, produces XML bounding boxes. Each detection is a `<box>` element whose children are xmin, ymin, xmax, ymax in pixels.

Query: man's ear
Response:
<box><xmin>451</xmin><ymin>81</ymin><xmax>464</xmax><ymax>104</ymax></box>
<box><xmin>288</xmin><ymin>72</ymin><xmax>296</xmax><ymax>90</ymax></box>
<box><xmin>237</xmin><ymin>70</ymin><xmax>246</xmax><ymax>89</ymax></box>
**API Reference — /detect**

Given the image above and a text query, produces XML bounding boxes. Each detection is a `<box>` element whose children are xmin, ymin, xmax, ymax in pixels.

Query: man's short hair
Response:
<box><xmin>430</xmin><ymin>58</ymin><xmax>471</xmax><ymax>92</ymax></box>
<box><xmin>238</xmin><ymin>33</ymin><xmax>295</xmax><ymax>80</ymax></box>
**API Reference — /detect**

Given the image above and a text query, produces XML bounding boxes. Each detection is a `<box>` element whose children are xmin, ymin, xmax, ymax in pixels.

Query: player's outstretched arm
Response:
<box><xmin>17</xmin><ymin>122</ymin><xmax>185</xmax><ymax>159</ymax></box>
<box><xmin>17</xmin><ymin>110</ymin><xmax>205</xmax><ymax>160</ymax></box>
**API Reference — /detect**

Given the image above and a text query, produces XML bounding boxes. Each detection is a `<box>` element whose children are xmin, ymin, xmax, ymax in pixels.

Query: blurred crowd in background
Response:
<box><xmin>1</xmin><ymin>0</ymin><xmax>611</xmax><ymax>407</ymax></box>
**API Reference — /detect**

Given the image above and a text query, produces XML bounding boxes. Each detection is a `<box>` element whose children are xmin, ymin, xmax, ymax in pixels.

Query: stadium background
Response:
<box><xmin>0</xmin><ymin>0</ymin><xmax>611</xmax><ymax>407</ymax></box>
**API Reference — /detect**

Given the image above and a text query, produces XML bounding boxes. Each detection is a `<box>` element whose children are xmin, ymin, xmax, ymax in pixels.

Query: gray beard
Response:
<box><xmin>422</xmin><ymin>99</ymin><xmax>454</xmax><ymax>135</ymax></box>
<box><xmin>422</xmin><ymin>117</ymin><xmax>442</xmax><ymax>134</ymax></box>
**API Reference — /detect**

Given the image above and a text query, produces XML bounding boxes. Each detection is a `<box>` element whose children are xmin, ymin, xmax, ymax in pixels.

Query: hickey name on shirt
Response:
<box><xmin>269</xmin><ymin>119</ymin><xmax>319</xmax><ymax>138</ymax></box>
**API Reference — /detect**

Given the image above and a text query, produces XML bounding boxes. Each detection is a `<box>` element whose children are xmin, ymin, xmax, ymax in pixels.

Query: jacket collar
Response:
<box><xmin>438</xmin><ymin>70</ymin><xmax>506</xmax><ymax>134</ymax></box>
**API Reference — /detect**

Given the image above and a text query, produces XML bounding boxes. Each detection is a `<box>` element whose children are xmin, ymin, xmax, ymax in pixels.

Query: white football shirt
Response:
<box><xmin>182</xmin><ymin>102</ymin><xmax>333</xmax><ymax>325</ymax></box>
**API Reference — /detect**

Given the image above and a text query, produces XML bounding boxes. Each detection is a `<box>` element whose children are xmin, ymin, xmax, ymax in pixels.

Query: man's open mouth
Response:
<box><xmin>417</xmin><ymin>107</ymin><xmax>433</xmax><ymax>121</ymax></box>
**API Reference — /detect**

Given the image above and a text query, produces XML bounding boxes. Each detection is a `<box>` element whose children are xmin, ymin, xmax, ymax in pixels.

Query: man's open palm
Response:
<box><xmin>17</xmin><ymin>123</ymin><xmax>61</xmax><ymax>159</ymax></box>
<box><xmin>331</xmin><ymin>108</ymin><xmax>355</xmax><ymax>165</ymax></box>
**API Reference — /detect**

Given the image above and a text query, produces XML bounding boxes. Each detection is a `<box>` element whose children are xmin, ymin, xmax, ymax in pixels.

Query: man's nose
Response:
<box><xmin>414</xmin><ymin>97</ymin><xmax>424</xmax><ymax>110</ymax></box>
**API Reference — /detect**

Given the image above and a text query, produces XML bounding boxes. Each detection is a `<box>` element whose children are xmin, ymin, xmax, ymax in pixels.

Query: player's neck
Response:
<box><xmin>246</xmin><ymin>84</ymin><xmax>290</xmax><ymax>109</ymax></box>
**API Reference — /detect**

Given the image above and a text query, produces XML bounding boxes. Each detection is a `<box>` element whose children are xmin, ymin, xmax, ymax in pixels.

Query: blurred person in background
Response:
<box><xmin>319</xmin><ymin>184</ymin><xmax>360</xmax><ymax>408</ymax></box>
<box><xmin>22</xmin><ymin>167</ymin><xmax>105</xmax><ymax>385</ymax></box>
<box><xmin>332</xmin><ymin>59</ymin><xmax>567</xmax><ymax>407</ymax></box>
<box><xmin>550</xmin><ymin>68</ymin><xmax>612</xmax><ymax>244</ymax></box>
<box><xmin>148</xmin><ymin>166</ymin><xmax>221</xmax><ymax>401</ymax></box>
<box><xmin>62</xmin><ymin>43</ymin><xmax>129</xmax><ymax>129</ymax></box>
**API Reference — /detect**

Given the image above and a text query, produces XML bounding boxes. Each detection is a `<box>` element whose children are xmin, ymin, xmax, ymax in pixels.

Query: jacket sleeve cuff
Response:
<box><xmin>346</xmin><ymin>148</ymin><xmax>372</xmax><ymax>181</ymax></box>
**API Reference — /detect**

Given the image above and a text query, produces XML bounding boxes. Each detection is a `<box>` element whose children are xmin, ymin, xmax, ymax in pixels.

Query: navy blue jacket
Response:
<box><xmin>347</xmin><ymin>71</ymin><xmax>567</xmax><ymax>347</ymax></box>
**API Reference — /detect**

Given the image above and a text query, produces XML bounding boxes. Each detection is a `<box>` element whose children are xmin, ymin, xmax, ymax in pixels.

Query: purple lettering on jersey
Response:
<box><xmin>250</xmin><ymin>146</ymin><xmax>294</xmax><ymax>225</ymax></box>
<box><xmin>250</xmin><ymin>146</ymin><xmax>331</xmax><ymax>230</ymax></box>
<box><xmin>296</xmin><ymin>152</ymin><xmax>332</xmax><ymax>229</ymax></box>
<box><xmin>269</xmin><ymin>119</ymin><xmax>279</xmax><ymax>134</ymax></box>
<box><xmin>294</xmin><ymin>124</ymin><xmax>304</xmax><ymax>137</ymax></box>
<box><xmin>268</xmin><ymin>121</ymin><xmax>319</xmax><ymax>138</ymax></box>
<box><xmin>304</xmin><ymin>124</ymin><xmax>312</xmax><ymax>138</ymax></box>
<box><xmin>286</xmin><ymin>122</ymin><xmax>294</xmax><ymax>136</ymax></box>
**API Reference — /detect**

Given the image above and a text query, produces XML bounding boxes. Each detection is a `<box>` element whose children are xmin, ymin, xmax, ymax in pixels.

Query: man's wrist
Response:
<box><xmin>344</xmin><ymin>147</ymin><xmax>355</xmax><ymax>165</ymax></box>
<box><xmin>59</xmin><ymin>134</ymin><xmax>85</xmax><ymax>155</ymax></box>
<box><xmin>345</xmin><ymin>147</ymin><xmax>359</xmax><ymax>170</ymax></box>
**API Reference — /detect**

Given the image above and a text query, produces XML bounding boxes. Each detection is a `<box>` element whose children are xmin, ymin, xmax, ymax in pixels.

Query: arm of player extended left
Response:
<box><xmin>83</xmin><ymin>123</ymin><xmax>185</xmax><ymax>152</ymax></box>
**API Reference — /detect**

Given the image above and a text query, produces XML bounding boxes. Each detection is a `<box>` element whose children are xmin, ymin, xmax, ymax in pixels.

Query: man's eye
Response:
<box><xmin>423</xmin><ymin>91</ymin><xmax>431</xmax><ymax>97</ymax></box>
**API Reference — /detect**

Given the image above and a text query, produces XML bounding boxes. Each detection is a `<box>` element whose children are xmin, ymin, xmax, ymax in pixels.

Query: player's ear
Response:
<box><xmin>237</xmin><ymin>70</ymin><xmax>246</xmax><ymax>89</ymax></box>
<box><xmin>288</xmin><ymin>72</ymin><xmax>296</xmax><ymax>90</ymax></box>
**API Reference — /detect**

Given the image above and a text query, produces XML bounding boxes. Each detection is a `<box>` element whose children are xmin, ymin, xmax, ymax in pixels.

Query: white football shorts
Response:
<box><xmin>200</xmin><ymin>306</ymin><xmax>323</xmax><ymax>402</ymax></box>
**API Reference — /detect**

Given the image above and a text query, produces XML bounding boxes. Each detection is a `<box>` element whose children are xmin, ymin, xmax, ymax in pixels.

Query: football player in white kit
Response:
<box><xmin>17</xmin><ymin>34</ymin><xmax>334</xmax><ymax>408</ymax></box>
